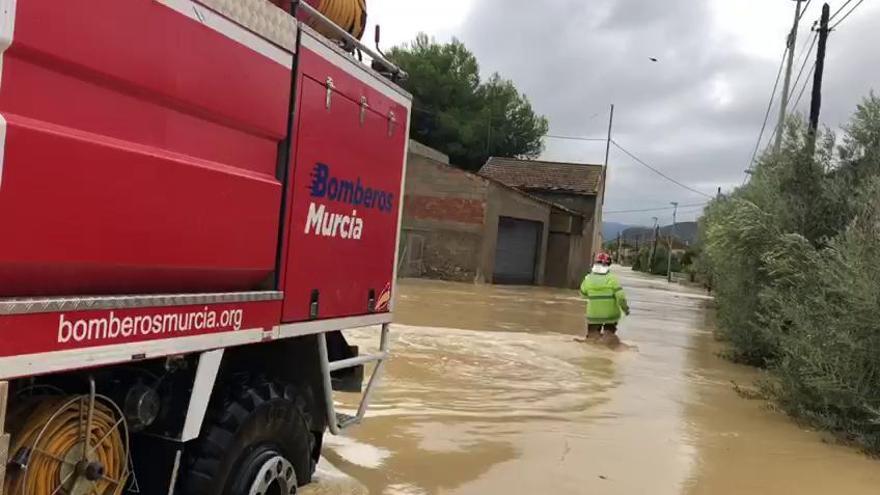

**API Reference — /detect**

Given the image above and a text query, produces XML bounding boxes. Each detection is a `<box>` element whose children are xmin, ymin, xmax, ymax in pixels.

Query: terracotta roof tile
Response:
<box><xmin>479</xmin><ymin>157</ymin><xmax>604</xmax><ymax>195</ymax></box>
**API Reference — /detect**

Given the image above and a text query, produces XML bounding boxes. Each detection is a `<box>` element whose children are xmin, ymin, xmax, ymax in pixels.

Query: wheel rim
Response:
<box><xmin>248</xmin><ymin>455</ymin><xmax>297</xmax><ymax>495</ymax></box>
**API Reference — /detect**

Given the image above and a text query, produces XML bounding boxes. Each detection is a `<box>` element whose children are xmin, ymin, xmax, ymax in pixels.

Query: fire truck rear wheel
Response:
<box><xmin>181</xmin><ymin>379</ymin><xmax>317</xmax><ymax>495</ymax></box>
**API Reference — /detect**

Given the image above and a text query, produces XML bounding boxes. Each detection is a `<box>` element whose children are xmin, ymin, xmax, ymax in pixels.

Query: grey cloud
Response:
<box><xmin>455</xmin><ymin>0</ymin><xmax>879</xmax><ymax>226</ymax></box>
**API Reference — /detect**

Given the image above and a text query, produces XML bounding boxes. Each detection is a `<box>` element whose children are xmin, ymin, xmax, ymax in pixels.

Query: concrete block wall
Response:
<box><xmin>545</xmin><ymin>232</ymin><xmax>572</xmax><ymax>288</ymax></box>
<box><xmin>530</xmin><ymin>191</ymin><xmax>602</xmax><ymax>280</ymax></box>
<box><xmin>400</xmin><ymin>228</ymin><xmax>483</xmax><ymax>282</ymax></box>
<box><xmin>400</xmin><ymin>143</ymin><xmax>490</xmax><ymax>282</ymax></box>
<box><xmin>404</xmin><ymin>153</ymin><xmax>488</xmax><ymax>200</ymax></box>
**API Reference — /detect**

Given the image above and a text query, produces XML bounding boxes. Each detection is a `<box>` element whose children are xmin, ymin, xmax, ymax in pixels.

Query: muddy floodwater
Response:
<box><xmin>317</xmin><ymin>269</ymin><xmax>880</xmax><ymax>494</ymax></box>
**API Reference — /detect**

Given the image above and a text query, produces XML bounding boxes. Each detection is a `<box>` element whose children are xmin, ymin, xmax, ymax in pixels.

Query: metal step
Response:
<box><xmin>335</xmin><ymin>412</ymin><xmax>359</xmax><ymax>430</ymax></box>
<box><xmin>318</xmin><ymin>323</ymin><xmax>390</xmax><ymax>434</ymax></box>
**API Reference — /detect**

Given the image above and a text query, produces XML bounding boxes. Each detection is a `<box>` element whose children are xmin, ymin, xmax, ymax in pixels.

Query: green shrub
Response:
<box><xmin>631</xmin><ymin>245</ymin><xmax>681</xmax><ymax>276</ymax></box>
<box><xmin>764</xmin><ymin>180</ymin><xmax>880</xmax><ymax>448</ymax></box>
<box><xmin>700</xmin><ymin>94</ymin><xmax>880</xmax><ymax>450</ymax></box>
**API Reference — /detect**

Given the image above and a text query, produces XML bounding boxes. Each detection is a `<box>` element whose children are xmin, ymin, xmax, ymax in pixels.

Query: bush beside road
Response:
<box><xmin>699</xmin><ymin>94</ymin><xmax>880</xmax><ymax>453</ymax></box>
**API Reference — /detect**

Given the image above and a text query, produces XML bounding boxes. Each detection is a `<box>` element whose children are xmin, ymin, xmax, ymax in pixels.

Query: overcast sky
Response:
<box><xmin>367</xmin><ymin>0</ymin><xmax>880</xmax><ymax>226</ymax></box>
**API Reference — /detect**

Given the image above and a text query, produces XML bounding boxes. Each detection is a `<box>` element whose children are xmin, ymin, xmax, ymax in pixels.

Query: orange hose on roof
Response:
<box><xmin>307</xmin><ymin>0</ymin><xmax>368</xmax><ymax>40</ymax></box>
<box><xmin>269</xmin><ymin>0</ymin><xmax>367</xmax><ymax>40</ymax></box>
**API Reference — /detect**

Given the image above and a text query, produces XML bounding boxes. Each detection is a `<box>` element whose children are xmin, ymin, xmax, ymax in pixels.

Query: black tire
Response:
<box><xmin>181</xmin><ymin>377</ymin><xmax>318</xmax><ymax>495</ymax></box>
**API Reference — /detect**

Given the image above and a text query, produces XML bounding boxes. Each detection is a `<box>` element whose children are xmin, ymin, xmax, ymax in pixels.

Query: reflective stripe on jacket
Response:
<box><xmin>580</xmin><ymin>272</ymin><xmax>629</xmax><ymax>324</ymax></box>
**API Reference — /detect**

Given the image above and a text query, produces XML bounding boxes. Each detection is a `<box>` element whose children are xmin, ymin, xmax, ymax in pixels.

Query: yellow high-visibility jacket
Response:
<box><xmin>580</xmin><ymin>271</ymin><xmax>629</xmax><ymax>324</ymax></box>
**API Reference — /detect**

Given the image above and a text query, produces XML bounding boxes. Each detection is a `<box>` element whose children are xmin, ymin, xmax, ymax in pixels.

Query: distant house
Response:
<box><xmin>397</xmin><ymin>142</ymin><xmax>590</xmax><ymax>288</ymax></box>
<box><xmin>479</xmin><ymin>157</ymin><xmax>607</xmax><ymax>288</ymax></box>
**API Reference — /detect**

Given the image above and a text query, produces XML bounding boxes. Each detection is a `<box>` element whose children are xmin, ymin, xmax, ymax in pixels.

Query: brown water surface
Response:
<box><xmin>318</xmin><ymin>269</ymin><xmax>880</xmax><ymax>494</ymax></box>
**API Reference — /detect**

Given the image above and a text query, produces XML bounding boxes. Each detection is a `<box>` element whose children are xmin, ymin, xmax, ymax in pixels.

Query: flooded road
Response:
<box><xmin>321</xmin><ymin>269</ymin><xmax>880</xmax><ymax>494</ymax></box>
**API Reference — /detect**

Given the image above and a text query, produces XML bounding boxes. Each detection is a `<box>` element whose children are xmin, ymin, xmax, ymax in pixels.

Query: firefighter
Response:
<box><xmin>579</xmin><ymin>252</ymin><xmax>630</xmax><ymax>344</ymax></box>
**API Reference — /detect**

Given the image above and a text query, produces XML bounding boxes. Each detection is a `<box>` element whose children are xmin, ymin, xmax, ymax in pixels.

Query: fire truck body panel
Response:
<box><xmin>280</xmin><ymin>34</ymin><xmax>409</xmax><ymax>322</ymax></box>
<box><xmin>0</xmin><ymin>0</ymin><xmax>292</xmax><ymax>297</ymax></box>
<box><xmin>0</xmin><ymin>1</ymin><xmax>414</xmax><ymax>491</ymax></box>
<box><xmin>0</xmin><ymin>0</ymin><xmax>409</xmax><ymax>398</ymax></box>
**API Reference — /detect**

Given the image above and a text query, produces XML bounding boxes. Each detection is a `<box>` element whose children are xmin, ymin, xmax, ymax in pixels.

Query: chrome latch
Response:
<box><xmin>309</xmin><ymin>289</ymin><xmax>320</xmax><ymax>319</ymax></box>
<box><xmin>325</xmin><ymin>77</ymin><xmax>335</xmax><ymax>110</ymax></box>
<box><xmin>388</xmin><ymin>111</ymin><xmax>397</xmax><ymax>136</ymax></box>
<box><xmin>192</xmin><ymin>5</ymin><xmax>206</xmax><ymax>23</ymax></box>
<box><xmin>360</xmin><ymin>96</ymin><xmax>370</xmax><ymax>126</ymax></box>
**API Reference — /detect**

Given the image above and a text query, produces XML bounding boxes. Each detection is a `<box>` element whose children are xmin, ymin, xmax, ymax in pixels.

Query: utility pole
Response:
<box><xmin>667</xmin><ymin>203</ymin><xmax>678</xmax><ymax>283</ymax></box>
<box><xmin>649</xmin><ymin>216</ymin><xmax>659</xmax><ymax>272</ymax></box>
<box><xmin>774</xmin><ymin>0</ymin><xmax>807</xmax><ymax>154</ymax></box>
<box><xmin>603</xmin><ymin>104</ymin><xmax>615</xmax><ymax>169</ymax></box>
<box><xmin>616</xmin><ymin>233</ymin><xmax>623</xmax><ymax>264</ymax></box>
<box><xmin>809</xmin><ymin>3</ymin><xmax>831</xmax><ymax>144</ymax></box>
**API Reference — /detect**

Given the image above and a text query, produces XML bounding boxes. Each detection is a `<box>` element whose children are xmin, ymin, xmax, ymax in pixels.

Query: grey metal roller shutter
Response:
<box><xmin>493</xmin><ymin>217</ymin><xmax>542</xmax><ymax>285</ymax></box>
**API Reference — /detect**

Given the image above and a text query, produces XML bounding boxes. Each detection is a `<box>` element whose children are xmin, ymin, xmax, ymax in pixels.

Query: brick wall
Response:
<box><xmin>404</xmin><ymin>195</ymin><xmax>485</xmax><ymax>225</ymax></box>
<box><xmin>399</xmin><ymin>144</ymin><xmax>490</xmax><ymax>281</ymax></box>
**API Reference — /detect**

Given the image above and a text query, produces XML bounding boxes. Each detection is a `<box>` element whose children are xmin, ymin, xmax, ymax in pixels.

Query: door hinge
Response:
<box><xmin>360</xmin><ymin>96</ymin><xmax>370</xmax><ymax>126</ymax></box>
<box><xmin>325</xmin><ymin>77</ymin><xmax>335</xmax><ymax>110</ymax></box>
<box><xmin>387</xmin><ymin>111</ymin><xmax>397</xmax><ymax>136</ymax></box>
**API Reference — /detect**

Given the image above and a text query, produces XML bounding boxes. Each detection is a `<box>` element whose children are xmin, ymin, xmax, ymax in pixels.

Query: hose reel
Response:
<box><xmin>303</xmin><ymin>0</ymin><xmax>368</xmax><ymax>40</ymax></box>
<box><xmin>4</xmin><ymin>388</ymin><xmax>130</xmax><ymax>495</ymax></box>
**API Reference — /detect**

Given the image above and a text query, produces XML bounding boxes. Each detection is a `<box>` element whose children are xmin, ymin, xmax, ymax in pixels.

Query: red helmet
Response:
<box><xmin>595</xmin><ymin>252</ymin><xmax>612</xmax><ymax>266</ymax></box>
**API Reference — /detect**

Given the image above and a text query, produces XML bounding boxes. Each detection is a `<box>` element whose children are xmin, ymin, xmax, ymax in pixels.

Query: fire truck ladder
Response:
<box><xmin>316</xmin><ymin>323</ymin><xmax>390</xmax><ymax>434</ymax></box>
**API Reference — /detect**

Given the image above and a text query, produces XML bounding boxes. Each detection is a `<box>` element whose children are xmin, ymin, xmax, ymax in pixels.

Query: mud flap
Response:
<box><xmin>326</xmin><ymin>331</ymin><xmax>364</xmax><ymax>393</ymax></box>
<box><xmin>131</xmin><ymin>434</ymin><xmax>183</xmax><ymax>494</ymax></box>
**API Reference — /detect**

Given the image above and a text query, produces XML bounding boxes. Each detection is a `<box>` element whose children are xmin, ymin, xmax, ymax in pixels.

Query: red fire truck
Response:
<box><xmin>0</xmin><ymin>0</ymin><xmax>410</xmax><ymax>493</ymax></box>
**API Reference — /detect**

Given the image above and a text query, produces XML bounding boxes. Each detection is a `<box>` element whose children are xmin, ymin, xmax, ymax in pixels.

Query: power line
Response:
<box><xmin>792</xmin><ymin>61</ymin><xmax>817</xmax><ymax>111</ymax></box>
<box><xmin>604</xmin><ymin>202</ymin><xmax>708</xmax><ymax>214</ymax></box>
<box><xmin>830</xmin><ymin>0</ymin><xmax>867</xmax><ymax>29</ymax></box>
<box><xmin>544</xmin><ymin>134</ymin><xmax>607</xmax><ymax>142</ymax></box>
<box><xmin>610</xmin><ymin>140</ymin><xmax>714</xmax><ymax>198</ymax></box>
<box><xmin>794</xmin><ymin>16</ymin><xmax>819</xmax><ymax>64</ymax></box>
<box><xmin>747</xmin><ymin>34</ymin><xmax>814</xmax><ymax>178</ymax></box>
<box><xmin>829</xmin><ymin>0</ymin><xmax>856</xmax><ymax>21</ymax></box>
<box><xmin>747</xmin><ymin>46</ymin><xmax>788</xmax><ymax>173</ymax></box>
<box><xmin>797</xmin><ymin>0</ymin><xmax>814</xmax><ymax>21</ymax></box>
<box><xmin>789</xmin><ymin>30</ymin><xmax>819</xmax><ymax>101</ymax></box>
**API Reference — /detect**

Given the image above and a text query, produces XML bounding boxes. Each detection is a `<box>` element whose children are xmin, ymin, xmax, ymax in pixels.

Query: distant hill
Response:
<box><xmin>602</xmin><ymin>222</ymin><xmax>631</xmax><ymax>240</ymax></box>
<box><xmin>663</xmin><ymin>221</ymin><xmax>698</xmax><ymax>245</ymax></box>
<box><xmin>619</xmin><ymin>221</ymin><xmax>699</xmax><ymax>247</ymax></box>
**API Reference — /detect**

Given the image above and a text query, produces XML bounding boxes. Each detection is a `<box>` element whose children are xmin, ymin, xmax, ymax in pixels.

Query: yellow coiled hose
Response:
<box><xmin>308</xmin><ymin>0</ymin><xmax>368</xmax><ymax>40</ymax></box>
<box><xmin>4</xmin><ymin>396</ymin><xmax>128</xmax><ymax>495</ymax></box>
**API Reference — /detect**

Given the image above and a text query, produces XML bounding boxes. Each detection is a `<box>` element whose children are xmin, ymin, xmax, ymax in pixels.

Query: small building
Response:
<box><xmin>479</xmin><ymin>157</ymin><xmax>606</xmax><ymax>288</ymax></box>
<box><xmin>399</xmin><ymin>142</ymin><xmax>587</xmax><ymax>286</ymax></box>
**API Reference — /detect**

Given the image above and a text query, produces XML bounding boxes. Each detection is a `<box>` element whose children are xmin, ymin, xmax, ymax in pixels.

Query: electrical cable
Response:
<box><xmin>830</xmin><ymin>0</ymin><xmax>867</xmax><ymax>30</ymax></box>
<box><xmin>4</xmin><ymin>395</ymin><xmax>129</xmax><ymax>495</ymax></box>
<box><xmin>604</xmin><ymin>202</ymin><xmax>708</xmax><ymax>215</ymax></box>
<box><xmin>756</xmin><ymin>32</ymin><xmax>818</xmax><ymax>167</ymax></box>
<box><xmin>766</xmin><ymin>0</ymin><xmax>863</xmax><ymax>145</ymax></box>
<box><xmin>788</xmin><ymin>30</ymin><xmax>819</xmax><ymax>102</ymax></box>
<box><xmin>792</xmin><ymin>61</ymin><xmax>817</xmax><ymax>112</ymax></box>
<box><xmin>611</xmin><ymin>140</ymin><xmax>714</xmax><ymax>199</ymax></box>
<box><xmin>829</xmin><ymin>0</ymin><xmax>857</xmax><ymax>21</ymax></box>
<box><xmin>797</xmin><ymin>0</ymin><xmax>814</xmax><ymax>21</ymax></box>
<box><xmin>747</xmin><ymin>46</ymin><xmax>788</xmax><ymax>173</ymax></box>
<box><xmin>544</xmin><ymin>134</ymin><xmax>608</xmax><ymax>142</ymax></box>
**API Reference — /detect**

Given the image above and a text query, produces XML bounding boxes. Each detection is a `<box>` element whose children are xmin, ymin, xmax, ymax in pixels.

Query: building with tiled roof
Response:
<box><xmin>479</xmin><ymin>157</ymin><xmax>607</xmax><ymax>285</ymax></box>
